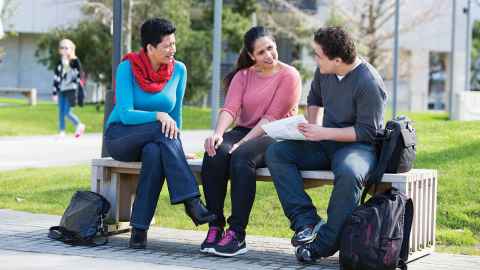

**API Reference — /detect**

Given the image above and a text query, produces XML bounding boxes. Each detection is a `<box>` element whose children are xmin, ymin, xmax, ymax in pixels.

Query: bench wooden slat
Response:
<box><xmin>92</xmin><ymin>157</ymin><xmax>434</xmax><ymax>183</ymax></box>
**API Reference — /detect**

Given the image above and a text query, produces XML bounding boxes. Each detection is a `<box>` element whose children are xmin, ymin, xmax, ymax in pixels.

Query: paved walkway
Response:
<box><xmin>0</xmin><ymin>130</ymin><xmax>211</xmax><ymax>171</ymax></box>
<box><xmin>0</xmin><ymin>210</ymin><xmax>479</xmax><ymax>270</ymax></box>
<box><xmin>2</xmin><ymin>133</ymin><xmax>480</xmax><ymax>269</ymax></box>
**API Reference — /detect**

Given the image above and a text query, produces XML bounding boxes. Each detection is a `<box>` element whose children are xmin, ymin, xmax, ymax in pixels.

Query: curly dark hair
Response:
<box><xmin>141</xmin><ymin>18</ymin><xmax>176</xmax><ymax>51</ymax></box>
<box><xmin>313</xmin><ymin>27</ymin><xmax>356</xmax><ymax>64</ymax></box>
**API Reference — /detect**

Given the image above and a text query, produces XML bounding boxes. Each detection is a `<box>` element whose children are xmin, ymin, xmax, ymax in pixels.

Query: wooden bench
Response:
<box><xmin>0</xmin><ymin>87</ymin><xmax>37</xmax><ymax>106</ymax></box>
<box><xmin>91</xmin><ymin>157</ymin><xmax>437</xmax><ymax>260</ymax></box>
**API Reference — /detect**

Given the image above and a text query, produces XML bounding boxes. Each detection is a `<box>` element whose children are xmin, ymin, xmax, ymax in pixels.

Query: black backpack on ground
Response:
<box><xmin>48</xmin><ymin>191</ymin><xmax>111</xmax><ymax>246</ymax></box>
<box><xmin>339</xmin><ymin>188</ymin><xmax>414</xmax><ymax>270</ymax></box>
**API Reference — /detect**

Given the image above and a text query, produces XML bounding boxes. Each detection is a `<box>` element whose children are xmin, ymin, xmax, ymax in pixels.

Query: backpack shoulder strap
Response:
<box><xmin>48</xmin><ymin>226</ymin><xmax>108</xmax><ymax>246</ymax></box>
<box><xmin>48</xmin><ymin>226</ymin><xmax>66</xmax><ymax>241</ymax></box>
<box><xmin>48</xmin><ymin>226</ymin><xmax>83</xmax><ymax>244</ymax></box>
<box><xmin>361</xmin><ymin>124</ymin><xmax>401</xmax><ymax>204</ymax></box>
<box><xmin>367</xmin><ymin>128</ymin><xmax>399</xmax><ymax>185</ymax></box>
<box><xmin>398</xmin><ymin>198</ymin><xmax>414</xmax><ymax>269</ymax></box>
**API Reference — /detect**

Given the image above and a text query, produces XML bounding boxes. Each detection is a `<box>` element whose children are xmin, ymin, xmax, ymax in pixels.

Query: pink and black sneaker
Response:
<box><xmin>211</xmin><ymin>229</ymin><xmax>247</xmax><ymax>257</ymax></box>
<box><xmin>74</xmin><ymin>123</ymin><xmax>85</xmax><ymax>138</ymax></box>
<box><xmin>200</xmin><ymin>226</ymin><xmax>223</xmax><ymax>253</ymax></box>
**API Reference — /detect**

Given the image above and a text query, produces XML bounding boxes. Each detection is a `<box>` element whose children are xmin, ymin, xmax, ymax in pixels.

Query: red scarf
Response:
<box><xmin>122</xmin><ymin>49</ymin><xmax>174</xmax><ymax>93</ymax></box>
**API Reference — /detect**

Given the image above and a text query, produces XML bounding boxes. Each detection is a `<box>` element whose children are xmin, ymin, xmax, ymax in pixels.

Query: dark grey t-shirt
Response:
<box><xmin>307</xmin><ymin>61</ymin><xmax>387</xmax><ymax>144</ymax></box>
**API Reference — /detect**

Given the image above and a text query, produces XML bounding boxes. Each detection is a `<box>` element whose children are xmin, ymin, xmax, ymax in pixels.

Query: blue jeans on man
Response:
<box><xmin>265</xmin><ymin>140</ymin><xmax>377</xmax><ymax>257</ymax></box>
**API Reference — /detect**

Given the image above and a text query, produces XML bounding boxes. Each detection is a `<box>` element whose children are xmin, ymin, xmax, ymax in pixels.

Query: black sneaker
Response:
<box><xmin>200</xmin><ymin>226</ymin><xmax>223</xmax><ymax>253</ymax></box>
<box><xmin>211</xmin><ymin>229</ymin><xmax>247</xmax><ymax>257</ymax></box>
<box><xmin>295</xmin><ymin>244</ymin><xmax>318</xmax><ymax>264</ymax></box>
<box><xmin>295</xmin><ymin>230</ymin><xmax>328</xmax><ymax>264</ymax></box>
<box><xmin>129</xmin><ymin>228</ymin><xmax>147</xmax><ymax>249</ymax></box>
<box><xmin>291</xmin><ymin>220</ymin><xmax>323</xmax><ymax>247</ymax></box>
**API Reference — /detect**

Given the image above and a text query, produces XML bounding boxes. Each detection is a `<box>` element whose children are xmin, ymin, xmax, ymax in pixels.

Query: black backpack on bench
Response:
<box><xmin>371</xmin><ymin>115</ymin><xmax>416</xmax><ymax>177</ymax></box>
<box><xmin>48</xmin><ymin>191</ymin><xmax>111</xmax><ymax>246</ymax></box>
<box><xmin>361</xmin><ymin>115</ymin><xmax>416</xmax><ymax>207</ymax></box>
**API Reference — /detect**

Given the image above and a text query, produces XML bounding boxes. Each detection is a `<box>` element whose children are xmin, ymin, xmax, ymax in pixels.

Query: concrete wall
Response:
<box><xmin>3</xmin><ymin>0</ymin><xmax>84</xmax><ymax>33</ymax></box>
<box><xmin>392</xmin><ymin>0</ymin><xmax>468</xmax><ymax>111</ymax></box>
<box><xmin>0</xmin><ymin>33</ymin><xmax>52</xmax><ymax>95</ymax></box>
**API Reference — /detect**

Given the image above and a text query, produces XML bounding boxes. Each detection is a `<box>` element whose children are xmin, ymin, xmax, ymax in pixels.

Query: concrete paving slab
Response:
<box><xmin>0</xmin><ymin>210</ymin><xmax>479</xmax><ymax>270</ymax></box>
<box><xmin>0</xmin><ymin>250</ymin><xmax>201</xmax><ymax>270</ymax></box>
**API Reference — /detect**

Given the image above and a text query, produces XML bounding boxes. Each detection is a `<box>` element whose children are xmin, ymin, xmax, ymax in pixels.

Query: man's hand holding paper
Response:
<box><xmin>297</xmin><ymin>123</ymin><xmax>328</xmax><ymax>141</ymax></box>
<box><xmin>261</xmin><ymin>115</ymin><xmax>308</xmax><ymax>140</ymax></box>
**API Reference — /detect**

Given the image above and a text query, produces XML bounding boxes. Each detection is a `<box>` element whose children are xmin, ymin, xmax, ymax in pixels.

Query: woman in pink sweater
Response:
<box><xmin>200</xmin><ymin>26</ymin><xmax>301</xmax><ymax>257</ymax></box>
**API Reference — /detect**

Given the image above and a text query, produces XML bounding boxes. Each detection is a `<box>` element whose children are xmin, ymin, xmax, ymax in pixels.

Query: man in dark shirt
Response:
<box><xmin>265</xmin><ymin>27</ymin><xmax>387</xmax><ymax>262</ymax></box>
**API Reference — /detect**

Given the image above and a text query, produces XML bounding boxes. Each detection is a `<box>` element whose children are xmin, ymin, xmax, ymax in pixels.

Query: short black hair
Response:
<box><xmin>313</xmin><ymin>27</ymin><xmax>356</xmax><ymax>64</ymax></box>
<box><xmin>141</xmin><ymin>18</ymin><xmax>176</xmax><ymax>51</ymax></box>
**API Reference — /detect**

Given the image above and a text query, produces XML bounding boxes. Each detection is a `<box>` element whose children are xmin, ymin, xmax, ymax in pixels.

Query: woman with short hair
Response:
<box><xmin>104</xmin><ymin>18</ymin><xmax>215</xmax><ymax>249</ymax></box>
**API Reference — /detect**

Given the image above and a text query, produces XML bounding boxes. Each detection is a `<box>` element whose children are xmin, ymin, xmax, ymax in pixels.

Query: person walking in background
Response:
<box><xmin>52</xmin><ymin>38</ymin><xmax>86</xmax><ymax>139</ymax></box>
<box><xmin>200</xmin><ymin>26</ymin><xmax>302</xmax><ymax>257</ymax></box>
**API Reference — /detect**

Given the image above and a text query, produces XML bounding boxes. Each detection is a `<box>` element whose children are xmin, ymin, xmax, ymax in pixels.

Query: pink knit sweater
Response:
<box><xmin>221</xmin><ymin>64</ymin><xmax>301</xmax><ymax>128</ymax></box>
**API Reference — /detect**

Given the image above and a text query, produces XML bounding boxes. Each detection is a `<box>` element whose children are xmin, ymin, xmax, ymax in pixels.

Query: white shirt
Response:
<box><xmin>337</xmin><ymin>57</ymin><xmax>362</xmax><ymax>81</ymax></box>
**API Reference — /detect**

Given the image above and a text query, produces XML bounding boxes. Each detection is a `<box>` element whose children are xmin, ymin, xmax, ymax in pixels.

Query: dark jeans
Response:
<box><xmin>201</xmin><ymin>127</ymin><xmax>276</xmax><ymax>236</ymax></box>
<box><xmin>104</xmin><ymin>122</ymin><xmax>200</xmax><ymax>230</ymax></box>
<box><xmin>265</xmin><ymin>140</ymin><xmax>377</xmax><ymax>257</ymax></box>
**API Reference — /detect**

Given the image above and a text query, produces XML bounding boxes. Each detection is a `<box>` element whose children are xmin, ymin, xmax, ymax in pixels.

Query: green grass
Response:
<box><xmin>0</xmin><ymin>98</ymin><xmax>211</xmax><ymax>136</ymax></box>
<box><xmin>0</xmin><ymin>105</ymin><xmax>479</xmax><ymax>255</ymax></box>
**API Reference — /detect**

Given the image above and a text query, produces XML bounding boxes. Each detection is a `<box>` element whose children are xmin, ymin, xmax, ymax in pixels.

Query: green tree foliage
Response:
<box><xmin>231</xmin><ymin>0</ymin><xmax>257</xmax><ymax>17</ymax></box>
<box><xmin>35</xmin><ymin>0</ymin><xmax>252</xmax><ymax>104</ymax></box>
<box><xmin>35</xmin><ymin>21</ymin><xmax>112</xmax><ymax>87</ymax></box>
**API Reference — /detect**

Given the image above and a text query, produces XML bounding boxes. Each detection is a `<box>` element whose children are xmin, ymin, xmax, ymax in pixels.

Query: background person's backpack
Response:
<box><xmin>48</xmin><ymin>191</ymin><xmax>110</xmax><ymax>246</ymax></box>
<box><xmin>339</xmin><ymin>188</ymin><xmax>414</xmax><ymax>270</ymax></box>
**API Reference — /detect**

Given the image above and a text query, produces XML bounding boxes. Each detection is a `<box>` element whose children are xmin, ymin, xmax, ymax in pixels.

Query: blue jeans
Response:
<box><xmin>104</xmin><ymin>122</ymin><xmax>200</xmax><ymax>230</ymax></box>
<box><xmin>265</xmin><ymin>140</ymin><xmax>377</xmax><ymax>257</ymax></box>
<box><xmin>58</xmin><ymin>92</ymin><xmax>80</xmax><ymax>131</ymax></box>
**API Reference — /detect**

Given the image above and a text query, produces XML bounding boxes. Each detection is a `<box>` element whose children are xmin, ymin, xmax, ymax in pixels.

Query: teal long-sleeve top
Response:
<box><xmin>106</xmin><ymin>60</ymin><xmax>187</xmax><ymax>129</ymax></box>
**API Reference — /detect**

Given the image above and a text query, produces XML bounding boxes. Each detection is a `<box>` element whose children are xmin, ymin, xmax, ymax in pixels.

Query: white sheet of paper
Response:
<box><xmin>261</xmin><ymin>115</ymin><xmax>307</xmax><ymax>140</ymax></box>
